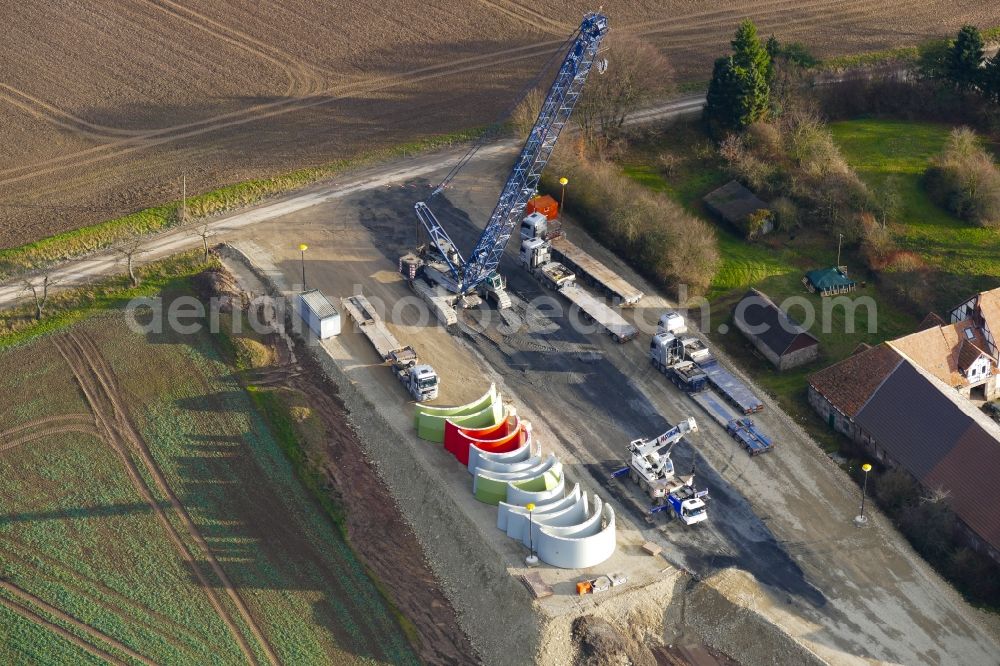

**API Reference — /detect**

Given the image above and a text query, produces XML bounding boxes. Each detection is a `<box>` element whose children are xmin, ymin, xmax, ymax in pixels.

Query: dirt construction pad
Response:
<box><xmin>225</xmin><ymin>144</ymin><xmax>1000</xmax><ymax>664</ymax></box>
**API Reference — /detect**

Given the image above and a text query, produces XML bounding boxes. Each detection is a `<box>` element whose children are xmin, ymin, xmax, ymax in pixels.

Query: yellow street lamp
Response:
<box><xmin>558</xmin><ymin>177</ymin><xmax>569</xmax><ymax>214</ymax></box>
<box><xmin>857</xmin><ymin>463</ymin><xmax>873</xmax><ymax>526</ymax></box>
<box><xmin>525</xmin><ymin>503</ymin><xmax>538</xmax><ymax>566</ymax></box>
<box><xmin>298</xmin><ymin>243</ymin><xmax>308</xmax><ymax>290</ymax></box>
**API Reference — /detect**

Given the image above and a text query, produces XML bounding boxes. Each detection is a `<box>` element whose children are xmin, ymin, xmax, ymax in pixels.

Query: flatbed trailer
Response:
<box><xmin>341</xmin><ymin>294</ymin><xmax>403</xmax><ymax>360</ymax></box>
<box><xmin>549</xmin><ymin>236</ymin><xmax>644</xmax><ymax>306</ymax></box>
<box><xmin>726</xmin><ymin>417</ymin><xmax>774</xmax><ymax>455</ymax></box>
<box><xmin>689</xmin><ymin>390</ymin><xmax>739</xmax><ymax>427</ymax></box>
<box><xmin>696</xmin><ymin>358</ymin><xmax>764</xmax><ymax>414</ymax></box>
<box><xmin>558</xmin><ymin>283</ymin><xmax>639</xmax><ymax>343</ymax></box>
<box><xmin>342</xmin><ymin>293</ymin><xmax>440</xmax><ymax>401</ymax></box>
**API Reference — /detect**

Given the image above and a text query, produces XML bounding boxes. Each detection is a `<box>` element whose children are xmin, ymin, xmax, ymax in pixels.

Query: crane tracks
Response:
<box><xmin>53</xmin><ymin>330</ymin><xmax>280</xmax><ymax>666</ymax></box>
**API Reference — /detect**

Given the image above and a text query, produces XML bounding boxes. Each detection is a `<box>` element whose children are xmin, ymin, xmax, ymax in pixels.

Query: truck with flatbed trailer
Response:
<box><xmin>676</xmin><ymin>334</ymin><xmax>763</xmax><ymax>414</ymax></box>
<box><xmin>649</xmin><ymin>333</ymin><xmax>709</xmax><ymax>393</ymax></box>
<box><xmin>521</xmin><ymin>234</ymin><xmax>638</xmax><ymax>343</ymax></box>
<box><xmin>520</xmin><ymin>202</ymin><xmax>644</xmax><ymax>306</ymax></box>
<box><xmin>341</xmin><ymin>293</ymin><xmax>440</xmax><ymax>402</ymax></box>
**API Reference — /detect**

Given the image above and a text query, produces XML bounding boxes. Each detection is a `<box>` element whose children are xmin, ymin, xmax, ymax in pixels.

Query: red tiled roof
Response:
<box><xmin>957</xmin><ymin>339</ymin><xmax>990</xmax><ymax>373</ymax></box>
<box><xmin>924</xmin><ymin>423</ymin><xmax>1000</xmax><ymax>553</ymax></box>
<box><xmin>975</xmin><ymin>287</ymin><xmax>1000</xmax><ymax>339</ymax></box>
<box><xmin>918</xmin><ymin>312</ymin><xmax>946</xmax><ymax>330</ymax></box>
<box><xmin>808</xmin><ymin>344</ymin><xmax>902</xmax><ymax>417</ymax></box>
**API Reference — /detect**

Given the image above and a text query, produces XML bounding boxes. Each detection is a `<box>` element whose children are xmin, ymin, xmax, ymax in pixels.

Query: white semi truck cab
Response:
<box><xmin>657</xmin><ymin>310</ymin><xmax>687</xmax><ymax>335</ymax></box>
<box><xmin>388</xmin><ymin>348</ymin><xmax>439</xmax><ymax>402</ymax></box>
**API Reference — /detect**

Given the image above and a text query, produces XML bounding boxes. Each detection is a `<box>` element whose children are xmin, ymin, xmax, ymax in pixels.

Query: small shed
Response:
<box><xmin>804</xmin><ymin>267</ymin><xmax>857</xmax><ymax>296</ymax></box>
<box><xmin>298</xmin><ymin>289</ymin><xmax>341</xmax><ymax>339</ymax></box>
<box><xmin>703</xmin><ymin>180</ymin><xmax>772</xmax><ymax>237</ymax></box>
<box><xmin>733</xmin><ymin>288</ymin><xmax>820</xmax><ymax>370</ymax></box>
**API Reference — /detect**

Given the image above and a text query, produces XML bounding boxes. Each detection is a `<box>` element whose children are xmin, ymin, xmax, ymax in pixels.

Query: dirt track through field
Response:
<box><xmin>0</xmin><ymin>84</ymin><xmax>139</xmax><ymax>139</ymax></box>
<box><xmin>475</xmin><ymin>0</ymin><xmax>573</xmax><ymax>35</ymax></box>
<box><xmin>0</xmin><ymin>590</ymin><xmax>129</xmax><ymax>666</ymax></box>
<box><xmin>53</xmin><ymin>330</ymin><xmax>279</xmax><ymax>666</ymax></box>
<box><xmin>0</xmin><ymin>35</ymin><xmax>567</xmax><ymax>188</ymax></box>
<box><xmin>0</xmin><ymin>580</ymin><xmax>155</xmax><ymax>666</ymax></box>
<box><xmin>144</xmin><ymin>0</ymin><xmax>323</xmax><ymax>96</ymax></box>
<box><xmin>0</xmin><ymin>536</ymin><xmax>207</xmax><ymax>661</ymax></box>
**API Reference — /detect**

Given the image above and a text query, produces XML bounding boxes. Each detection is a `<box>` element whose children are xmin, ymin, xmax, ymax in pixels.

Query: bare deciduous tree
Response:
<box><xmin>575</xmin><ymin>35</ymin><xmax>673</xmax><ymax>143</ymax></box>
<box><xmin>21</xmin><ymin>274</ymin><xmax>58</xmax><ymax>320</ymax></box>
<box><xmin>115</xmin><ymin>238</ymin><xmax>145</xmax><ymax>287</ymax></box>
<box><xmin>194</xmin><ymin>223</ymin><xmax>215</xmax><ymax>261</ymax></box>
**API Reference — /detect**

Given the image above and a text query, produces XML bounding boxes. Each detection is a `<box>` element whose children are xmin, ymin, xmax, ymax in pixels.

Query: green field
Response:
<box><xmin>0</xmin><ymin>312</ymin><xmax>417</xmax><ymax>665</ymax></box>
<box><xmin>830</xmin><ymin>118</ymin><xmax>1000</xmax><ymax>312</ymax></box>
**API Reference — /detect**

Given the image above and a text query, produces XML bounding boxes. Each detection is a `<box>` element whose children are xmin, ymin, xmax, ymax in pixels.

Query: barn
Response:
<box><xmin>733</xmin><ymin>288</ymin><xmax>819</xmax><ymax>370</ymax></box>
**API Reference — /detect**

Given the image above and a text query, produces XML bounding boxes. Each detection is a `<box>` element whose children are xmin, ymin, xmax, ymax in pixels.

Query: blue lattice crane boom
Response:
<box><xmin>412</xmin><ymin>12</ymin><xmax>609</xmax><ymax>297</ymax></box>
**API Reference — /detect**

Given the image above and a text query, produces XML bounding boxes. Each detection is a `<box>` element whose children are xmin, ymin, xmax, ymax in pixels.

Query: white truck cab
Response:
<box><xmin>407</xmin><ymin>364</ymin><xmax>439</xmax><ymax>401</ymax></box>
<box><xmin>658</xmin><ymin>310</ymin><xmax>687</xmax><ymax>335</ymax></box>
<box><xmin>678</xmin><ymin>497</ymin><xmax>708</xmax><ymax>525</ymax></box>
<box><xmin>520</xmin><ymin>236</ymin><xmax>550</xmax><ymax>269</ymax></box>
<box><xmin>520</xmin><ymin>211</ymin><xmax>550</xmax><ymax>241</ymax></box>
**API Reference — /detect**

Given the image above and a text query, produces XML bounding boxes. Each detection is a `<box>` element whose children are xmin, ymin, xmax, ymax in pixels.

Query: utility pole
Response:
<box><xmin>181</xmin><ymin>173</ymin><xmax>187</xmax><ymax>225</ymax></box>
<box><xmin>836</xmin><ymin>232</ymin><xmax>844</xmax><ymax>269</ymax></box>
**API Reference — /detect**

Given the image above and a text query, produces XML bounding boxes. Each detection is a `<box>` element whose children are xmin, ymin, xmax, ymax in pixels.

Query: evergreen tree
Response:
<box><xmin>982</xmin><ymin>54</ymin><xmax>1000</xmax><ymax>103</ymax></box>
<box><xmin>947</xmin><ymin>25</ymin><xmax>985</xmax><ymax>91</ymax></box>
<box><xmin>704</xmin><ymin>56</ymin><xmax>744</xmax><ymax>133</ymax></box>
<box><xmin>730</xmin><ymin>20</ymin><xmax>771</xmax><ymax>125</ymax></box>
<box><xmin>704</xmin><ymin>20</ymin><xmax>772</xmax><ymax>133</ymax></box>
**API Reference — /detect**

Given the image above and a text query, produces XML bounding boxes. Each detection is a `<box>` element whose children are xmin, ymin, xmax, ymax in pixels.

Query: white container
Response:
<box><xmin>299</xmin><ymin>289</ymin><xmax>341</xmax><ymax>339</ymax></box>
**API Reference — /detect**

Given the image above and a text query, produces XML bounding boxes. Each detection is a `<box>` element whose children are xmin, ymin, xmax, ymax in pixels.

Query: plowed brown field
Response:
<box><xmin>1</xmin><ymin>0</ymin><xmax>997</xmax><ymax>247</ymax></box>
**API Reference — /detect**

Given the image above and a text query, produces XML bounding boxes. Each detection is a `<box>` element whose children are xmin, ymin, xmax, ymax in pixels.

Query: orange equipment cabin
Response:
<box><xmin>525</xmin><ymin>194</ymin><xmax>559</xmax><ymax>221</ymax></box>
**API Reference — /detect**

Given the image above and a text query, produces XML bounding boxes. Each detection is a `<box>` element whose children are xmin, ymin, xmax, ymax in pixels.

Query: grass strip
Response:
<box><xmin>0</xmin><ymin>128</ymin><xmax>485</xmax><ymax>281</ymax></box>
<box><xmin>0</xmin><ymin>251</ymin><xmax>217</xmax><ymax>349</ymax></box>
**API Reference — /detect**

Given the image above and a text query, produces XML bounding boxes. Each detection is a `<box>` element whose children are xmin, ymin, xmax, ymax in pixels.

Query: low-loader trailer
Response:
<box><xmin>341</xmin><ymin>294</ymin><xmax>440</xmax><ymax>402</ymax></box>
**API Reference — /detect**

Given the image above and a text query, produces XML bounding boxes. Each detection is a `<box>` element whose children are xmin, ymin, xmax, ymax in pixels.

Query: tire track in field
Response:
<box><xmin>0</xmin><ymin>591</ymin><xmax>128</xmax><ymax>666</ymax></box>
<box><xmin>652</xmin><ymin>0</ymin><xmax>917</xmax><ymax>49</ymax></box>
<box><xmin>0</xmin><ymin>85</ymin><xmax>144</xmax><ymax>140</ymax></box>
<box><xmin>0</xmin><ymin>537</ymin><xmax>209</xmax><ymax>661</ymax></box>
<box><xmin>144</xmin><ymin>0</ymin><xmax>323</xmax><ymax>96</ymax></box>
<box><xmin>0</xmin><ymin>35</ymin><xmax>568</xmax><ymax>186</ymax></box>
<box><xmin>53</xmin><ymin>332</ymin><xmax>273</xmax><ymax>666</ymax></box>
<box><xmin>69</xmin><ymin>330</ymin><xmax>282</xmax><ymax>666</ymax></box>
<box><xmin>0</xmin><ymin>413</ymin><xmax>95</xmax><ymax>441</ymax></box>
<box><xmin>632</xmin><ymin>0</ymin><xmax>859</xmax><ymax>43</ymax></box>
<box><xmin>0</xmin><ymin>423</ymin><xmax>101</xmax><ymax>455</ymax></box>
<box><xmin>622</xmin><ymin>0</ymin><xmax>831</xmax><ymax>32</ymax></box>
<box><xmin>0</xmin><ymin>580</ymin><xmax>155</xmax><ymax>666</ymax></box>
<box><xmin>474</xmin><ymin>0</ymin><xmax>572</xmax><ymax>35</ymax></box>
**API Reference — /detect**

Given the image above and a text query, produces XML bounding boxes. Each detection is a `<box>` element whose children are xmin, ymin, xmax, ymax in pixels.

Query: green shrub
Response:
<box><xmin>923</xmin><ymin>127</ymin><xmax>1000</xmax><ymax>227</ymax></box>
<box><xmin>543</xmin><ymin>148</ymin><xmax>719</xmax><ymax>297</ymax></box>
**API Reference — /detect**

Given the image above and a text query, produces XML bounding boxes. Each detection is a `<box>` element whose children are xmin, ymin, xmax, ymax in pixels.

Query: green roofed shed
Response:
<box><xmin>804</xmin><ymin>267</ymin><xmax>857</xmax><ymax>296</ymax></box>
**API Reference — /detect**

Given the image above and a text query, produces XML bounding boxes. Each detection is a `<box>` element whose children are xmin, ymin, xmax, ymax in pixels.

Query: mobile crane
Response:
<box><xmin>399</xmin><ymin>12</ymin><xmax>609</xmax><ymax>312</ymax></box>
<box><xmin>612</xmin><ymin>417</ymin><xmax>709</xmax><ymax>525</ymax></box>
